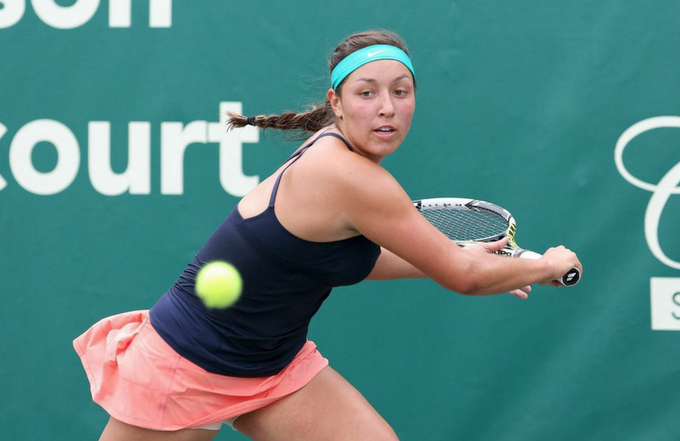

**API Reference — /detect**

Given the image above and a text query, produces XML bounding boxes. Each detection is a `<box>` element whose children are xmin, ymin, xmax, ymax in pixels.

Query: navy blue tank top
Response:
<box><xmin>150</xmin><ymin>133</ymin><xmax>381</xmax><ymax>377</ymax></box>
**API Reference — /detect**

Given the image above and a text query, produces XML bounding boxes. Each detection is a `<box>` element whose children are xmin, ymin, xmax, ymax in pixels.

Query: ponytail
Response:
<box><xmin>226</xmin><ymin>101</ymin><xmax>335</xmax><ymax>138</ymax></box>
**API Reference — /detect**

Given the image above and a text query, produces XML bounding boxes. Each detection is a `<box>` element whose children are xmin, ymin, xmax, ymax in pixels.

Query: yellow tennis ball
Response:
<box><xmin>195</xmin><ymin>261</ymin><xmax>242</xmax><ymax>309</ymax></box>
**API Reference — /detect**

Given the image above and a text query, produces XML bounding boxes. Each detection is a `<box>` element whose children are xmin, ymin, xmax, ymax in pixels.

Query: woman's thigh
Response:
<box><xmin>98</xmin><ymin>417</ymin><xmax>220</xmax><ymax>441</ymax></box>
<box><xmin>234</xmin><ymin>366</ymin><xmax>399</xmax><ymax>441</ymax></box>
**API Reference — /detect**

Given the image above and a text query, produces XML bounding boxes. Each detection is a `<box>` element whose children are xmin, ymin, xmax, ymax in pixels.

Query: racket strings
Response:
<box><xmin>420</xmin><ymin>206</ymin><xmax>509</xmax><ymax>242</ymax></box>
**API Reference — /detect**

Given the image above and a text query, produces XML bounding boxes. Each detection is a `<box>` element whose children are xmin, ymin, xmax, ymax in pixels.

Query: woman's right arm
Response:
<box><xmin>336</xmin><ymin>157</ymin><xmax>581</xmax><ymax>296</ymax></box>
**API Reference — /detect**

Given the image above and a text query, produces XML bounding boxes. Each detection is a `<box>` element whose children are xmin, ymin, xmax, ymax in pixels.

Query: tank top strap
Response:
<box><xmin>314</xmin><ymin>132</ymin><xmax>353</xmax><ymax>152</ymax></box>
<box><xmin>268</xmin><ymin>132</ymin><xmax>352</xmax><ymax>207</ymax></box>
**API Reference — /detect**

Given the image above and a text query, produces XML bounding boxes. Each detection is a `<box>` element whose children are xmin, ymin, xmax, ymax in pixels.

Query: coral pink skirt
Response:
<box><xmin>73</xmin><ymin>310</ymin><xmax>328</xmax><ymax>430</ymax></box>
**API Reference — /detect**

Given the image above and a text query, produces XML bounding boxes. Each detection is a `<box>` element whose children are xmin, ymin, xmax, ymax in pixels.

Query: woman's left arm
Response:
<box><xmin>366</xmin><ymin>247</ymin><xmax>426</xmax><ymax>280</ymax></box>
<box><xmin>366</xmin><ymin>241</ymin><xmax>532</xmax><ymax>299</ymax></box>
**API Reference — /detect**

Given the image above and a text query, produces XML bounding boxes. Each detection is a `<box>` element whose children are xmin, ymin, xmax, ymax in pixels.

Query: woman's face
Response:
<box><xmin>329</xmin><ymin>59</ymin><xmax>416</xmax><ymax>163</ymax></box>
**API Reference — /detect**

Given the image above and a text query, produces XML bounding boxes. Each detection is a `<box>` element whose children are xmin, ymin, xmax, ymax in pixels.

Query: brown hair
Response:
<box><xmin>226</xmin><ymin>30</ymin><xmax>411</xmax><ymax>137</ymax></box>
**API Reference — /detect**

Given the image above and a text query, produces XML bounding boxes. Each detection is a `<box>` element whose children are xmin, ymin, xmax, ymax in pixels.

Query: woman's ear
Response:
<box><xmin>327</xmin><ymin>88</ymin><xmax>343</xmax><ymax>119</ymax></box>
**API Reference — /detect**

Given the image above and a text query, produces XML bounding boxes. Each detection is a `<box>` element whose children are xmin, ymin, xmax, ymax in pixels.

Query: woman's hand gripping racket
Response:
<box><xmin>413</xmin><ymin>198</ymin><xmax>581</xmax><ymax>287</ymax></box>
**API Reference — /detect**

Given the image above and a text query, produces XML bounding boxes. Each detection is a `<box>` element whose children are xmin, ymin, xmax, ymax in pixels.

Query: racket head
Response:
<box><xmin>414</xmin><ymin>197</ymin><xmax>581</xmax><ymax>287</ymax></box>
<box><xmin>413</xmin><ymin>197</ymin><xmax>519</xmax><ymax>247</ymax></box>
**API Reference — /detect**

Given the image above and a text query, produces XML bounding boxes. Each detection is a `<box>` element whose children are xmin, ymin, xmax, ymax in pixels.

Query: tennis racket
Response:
<box><xmin>413</xmin><ymin>198</ymin><xmax>580</xmax><ymax>287</ymax></box>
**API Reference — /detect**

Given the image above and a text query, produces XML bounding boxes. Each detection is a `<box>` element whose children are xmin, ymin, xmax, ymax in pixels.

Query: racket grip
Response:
<box><xmin>560</xmin><ymin>267</ymin><xmax>581</xmax><ymax>287</ymax></box>
<box><xmin>517</xmin><ymin>250</ymin><xmax>580</xmax><ymax>287</ymax></box>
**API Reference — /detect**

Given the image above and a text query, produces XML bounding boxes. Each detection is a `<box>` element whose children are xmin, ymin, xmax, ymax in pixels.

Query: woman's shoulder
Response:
<box><xmin>301</xmin><ymin>134</ymin><xmax>397</xmax><ymax>192</ymax></box>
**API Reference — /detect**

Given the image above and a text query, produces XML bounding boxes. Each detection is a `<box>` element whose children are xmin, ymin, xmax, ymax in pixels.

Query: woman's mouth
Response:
<box><xmin>374</xmin><ymin>126</ymin><xmax>396</xmax><ymax>136</ymax></box>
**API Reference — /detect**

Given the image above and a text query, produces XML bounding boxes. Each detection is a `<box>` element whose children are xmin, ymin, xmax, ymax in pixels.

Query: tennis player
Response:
<box><xmin>74</xmin><ymin>30</ymin><xmax>582</xmax><ymax>441</ymax></box>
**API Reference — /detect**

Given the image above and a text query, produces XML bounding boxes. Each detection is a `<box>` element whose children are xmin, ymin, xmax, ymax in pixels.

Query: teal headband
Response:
<box><xmin>330</xmin><ymin>44</ymin><xmax>416</xmax><ymax>90</ymax></box>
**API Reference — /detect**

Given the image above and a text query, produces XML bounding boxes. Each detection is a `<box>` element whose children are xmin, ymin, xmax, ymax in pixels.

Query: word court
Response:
<box><xmin>0</xmin><ymin>102</ymin><xmax>260</xmax><ymax>197</ymax></box>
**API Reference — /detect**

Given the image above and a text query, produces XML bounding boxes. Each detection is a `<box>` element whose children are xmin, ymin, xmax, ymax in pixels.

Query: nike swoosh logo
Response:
<box><xmin>367</xmin><ymin>50</ymin><xmax>384</xmax><ymax>57</ymax></box>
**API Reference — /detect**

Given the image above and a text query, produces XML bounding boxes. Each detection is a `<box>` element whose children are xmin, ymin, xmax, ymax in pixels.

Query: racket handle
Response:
<box><xmin>560</xmin><ymin>267</ymin><xmax>581</xmax><ymax>287</ymax></box>
<box><xmin>516</xmin><ymin>250</ymin><xmax>580</xmax><ymax>287</ymax></box>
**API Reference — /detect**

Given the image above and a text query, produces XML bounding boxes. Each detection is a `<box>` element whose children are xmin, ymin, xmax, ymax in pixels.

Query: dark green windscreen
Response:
<box><xmin>1</xmin><ymin>2</ymin><xmax>679</xmax><ymax>439</ymax></box>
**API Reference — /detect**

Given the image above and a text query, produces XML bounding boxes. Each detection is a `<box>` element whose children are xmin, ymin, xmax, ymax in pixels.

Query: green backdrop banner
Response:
<box><xmin>1</xmin><ymin>1</ymin><xmax>679</xmax><ymax>440</ymax></box>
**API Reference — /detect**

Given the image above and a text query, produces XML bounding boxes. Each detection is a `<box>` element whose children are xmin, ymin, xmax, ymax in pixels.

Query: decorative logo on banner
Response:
<box><xmin>0</xmin><ymin>102</ymin><xmax>260</xmax><ymax>197</ymax></box>
<box><xmin>615</xmin><ymin>116</ymin><xmax>680</xmax><ymax>331</ymax></box>
<box><xmin>0</xmin><ymin>0</ymin><xmax>172</xmax><ymax>28</ymax></box>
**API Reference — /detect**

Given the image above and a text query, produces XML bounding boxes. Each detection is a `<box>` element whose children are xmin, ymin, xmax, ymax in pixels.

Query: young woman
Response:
<box><xmin>74</xmin><ymin>30</ymin><xmax>582</xmax><ymax>441</ymax></box>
